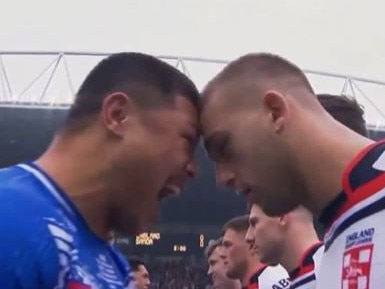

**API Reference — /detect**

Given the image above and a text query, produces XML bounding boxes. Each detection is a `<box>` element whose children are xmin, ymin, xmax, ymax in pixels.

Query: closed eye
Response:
<box><xmin>204</xmin><ymin>132</ymin><xmax>231</xmax><ymax>161</ymax></box>
<box><xmin>249</xmin><ymin>217</ymin><xmax>258</xmax><ymax>226</ymax></box>
<box><xmin>182</xmin><ymin>134</ymin><xmax>198</xmax><ymax>155</ymax></box>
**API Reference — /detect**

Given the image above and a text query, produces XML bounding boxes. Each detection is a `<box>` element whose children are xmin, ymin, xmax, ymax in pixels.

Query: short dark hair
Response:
<box><xmin>222</xmin><ymin>215</ymin><xmax>249</xmax><ymax>234</ymax></box>
<box><xmin>204</xmin><ymin>237</ymin><xmax>223</xmax><ymax>259</ymax></box>
<box><xmin>66</xmin><ymin>52</ymin><xmax>199</xmax><ymax>128</ymax></box>
<box><xmin>128</xmin><ymin>256</ymin><xmax>146</xmax><ymax>271</ymax></box>
<box><xmin>317</xmin><ymin>94</ymin><xmax>367</xmax><ymax>137</ymax></box>
<box><xmin>202</xmin><ymin>53</ymin><xmax>314</xmax><ymax>103</ymax></box>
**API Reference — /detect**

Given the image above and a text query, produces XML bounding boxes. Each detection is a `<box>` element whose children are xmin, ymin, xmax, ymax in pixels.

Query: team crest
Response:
<box><xmin>341</xmin><ymin>228</ymin><xmax>374</xmax><ymax>289</ymax></box>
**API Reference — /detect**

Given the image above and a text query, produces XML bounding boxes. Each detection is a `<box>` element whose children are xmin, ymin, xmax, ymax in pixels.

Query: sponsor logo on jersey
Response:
<box><xmin>272</xmin><ymin>278</ymin><xmax>290</xmax><ymax>289</ymax></box>
<box><xmin>341</xmin><ymin>228</ymin><xmax>374</xmax><ymax>289</ymax></box>
<box><xmin>345</xmin><ymin>228</ymin><xmax>374</xmax><ymax>250</ymax></box>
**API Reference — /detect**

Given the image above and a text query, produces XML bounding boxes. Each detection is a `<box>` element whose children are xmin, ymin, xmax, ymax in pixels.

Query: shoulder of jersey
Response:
<box><xmin>290</xmin><ymin>244</ymin><xmax>324</xmax><ymax>289</ymax></box>
<box><xmin>259</xmin><ymin>265</ymin><xmax>290</xmax><ymax>289</ymax></box>
<box><xmin>0</xmin><ymin>164</ymin><xmax>69</xmax><ymax>240</ymax></box>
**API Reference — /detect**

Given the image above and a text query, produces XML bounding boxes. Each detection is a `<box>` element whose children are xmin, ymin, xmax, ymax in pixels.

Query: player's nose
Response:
<box><xmin>245</xmin><ymin>228</ymin><xmax>254</xmax><ymax>246</ymax></box>
<box><xmin>186</xmin><ymin>158</ymin><xmax>198</xmax><ymax>178</ymax></box>
<box><xmin>215</xmin><ymin>165</ymin><xmax>235</xmax><ymax>189</ymax></box>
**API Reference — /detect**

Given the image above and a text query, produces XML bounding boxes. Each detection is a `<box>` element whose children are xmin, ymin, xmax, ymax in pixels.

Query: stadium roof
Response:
<box><xmin>1</xmin><ymin>51</ymin><xmax>385</xmax><ymax>130</ymax></box>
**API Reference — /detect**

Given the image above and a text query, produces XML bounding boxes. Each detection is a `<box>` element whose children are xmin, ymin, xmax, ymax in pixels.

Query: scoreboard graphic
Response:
<box><xmin>114</xmin><ymin>232</ymin><xmax>210</xmax><ymax>256</ymax></box>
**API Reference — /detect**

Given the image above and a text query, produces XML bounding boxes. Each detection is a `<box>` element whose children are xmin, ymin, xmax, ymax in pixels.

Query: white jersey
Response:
<box><xmin>288</xmin><ymin>242</ymin><xmax>324</xmax><ymax>289</ymax></box>
<box><xmin>243</xmin><ymin>264</ymin><xmax>290</xmax><ymax>289</ymax></box>
<box><xmin>317</xmin><ymin>141</ymin><xmax>385</xmax><ymax>289</ymax></box>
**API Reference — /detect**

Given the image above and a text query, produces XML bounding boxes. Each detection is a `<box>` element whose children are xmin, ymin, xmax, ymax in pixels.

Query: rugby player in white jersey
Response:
<box><xmin>245</xmin><ymin>94</ymin><xmax>368</xmax><ymax>289</ymax></box>
<box><xmin>200</xmin><ymin>52</ymin><xmax>385</xmax><ymax>288</ymax></box>
<box><xmin>246</xmin><ymin>205</ymin><xmax>322</xmax><ymax>289</ymax></box>
<box><xmin>206</xmin><ymin>237</ymin><xmax>242</xmax><ymax>289</ymax></box>
<box><xmin>221</xmin><ymin>216</ymin><xmax>290</xmax><ymax>289</ymax></box>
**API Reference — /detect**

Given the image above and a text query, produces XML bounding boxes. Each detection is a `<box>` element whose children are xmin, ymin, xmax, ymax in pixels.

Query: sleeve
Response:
<box><xmin>110</xmin><ymin>246</ymin><xmax>132</xmax><ymax>288</ymax></box>
<box><xmin>0</xmin><ymin>216</ymin><xmax>61</xmax><ymax>289</ymax></box>
<box><xmin>259</xmin><ymin>265</ymin><xmax>290</xmax><ymax>289</ymax></box>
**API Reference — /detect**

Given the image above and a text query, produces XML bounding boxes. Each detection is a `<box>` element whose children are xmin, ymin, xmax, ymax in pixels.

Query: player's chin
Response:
<box><xmin>124</xmin><ymin>210</ymin><xmax>158</xmax><ymax>236</ymax></box>
<box><xmin>261</xmin><ymin>199</ymin><xmax>299</xmax><ymax>217</ymax></box>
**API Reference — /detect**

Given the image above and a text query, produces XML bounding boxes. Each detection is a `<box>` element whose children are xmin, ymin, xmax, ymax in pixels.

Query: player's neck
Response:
<box><xmin>280</xmin><ymin>225</ymin><xmax>319</xmax><ymax>272</ymax></box>
<box><xmin>242</xmin><ymin>260</ymin><xmax>264</xmax><ymax>286</ymax></box>
<box><xmin>292</xmin><ymin>119</ymin><xmax>373</xmax><ymax>216</ymax></box>
<box><xmin>36</xmin><ymin>135</ymin><xmax>114</xmax><ymax>240</ymax></box>
<box><xmin>232</xmin><ymin>279</ymin><xmax>242</xmax><ymax>289</ymax></box>
<box><xmin>225</xmin><ymin>279</ymin><xmax>242</xmax><ymax>289</ymax></box>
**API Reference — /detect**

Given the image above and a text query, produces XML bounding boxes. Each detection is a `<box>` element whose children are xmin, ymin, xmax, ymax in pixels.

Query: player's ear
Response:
<box><xmin>278</xmin><ymin>214</ymin><xmax>288</xmax><ymax>227</ymax></box>
<box><xmin>100</xmin><ymin>92</ymin><xmax>138</xmax><ymax>137</ymax></box>
<box><xmin>262</xmin><ymin>90</ymin><xmax>288</xmax><ymax>134</ymax></box>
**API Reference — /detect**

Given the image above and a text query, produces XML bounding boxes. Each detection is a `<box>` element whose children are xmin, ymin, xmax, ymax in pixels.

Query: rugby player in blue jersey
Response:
<box><xmin>0</xmin><ymin>52</ymin><xmax>200</xmax><ymax>289</ymax></box>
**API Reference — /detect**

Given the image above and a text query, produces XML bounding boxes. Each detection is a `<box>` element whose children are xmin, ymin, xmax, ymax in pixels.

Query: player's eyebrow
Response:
<box><xmin>188</xmin><ymin>122</ymin><xmax>201</xmax><ymax>145</ymax></box>
<box><xmin>203</xmin><ymin>131</ymin><xmax>230</xmax><ymax>158</ymax></box>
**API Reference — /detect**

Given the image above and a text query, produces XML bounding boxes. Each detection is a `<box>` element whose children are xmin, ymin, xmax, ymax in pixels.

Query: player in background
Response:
<box><xmin>246</xmin><ymin>205</ymin><xmax>322</xmax><ymax>289</ymax></box>
<box><xmin>200</xmin><ymin>52</ymin><xmax>385</xmax><ymax>288</ymax></box>
<box><xmin>221</xmin><ymin>216</ymin><xmax>290</xmax><ymax>289</ymax></box>
<box><xmin>317</xmin><ymin>93</ymin><xmax>367</xmax><ymax>137</ymax></box>
<box><xmin>0</xmin><ymin>52</ymin><xmax>200</xmax><ymax>288</ymax></box>
<box><xmin>205</xmin><ymin>238</ymin><xmax>242</xmax><ymax>289</ymax></box>
<box><xmin>245</xmin><ymin>94</ymin><xmax>368</xmax><ymax>289</ymax></box>
<box><xmin>129</xmin><ymin>256</ymin><xmax>151</xmax><ymax>289</ymax></box>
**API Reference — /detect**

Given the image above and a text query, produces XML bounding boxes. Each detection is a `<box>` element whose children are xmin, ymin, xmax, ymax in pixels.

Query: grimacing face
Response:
<box><xmin>207</xmin><ymin>246</ymin><xmax>235</xmax><ymax>289</ymax></box>
<box><xmin>245</xmin><ymin>204</ymin><xmax>285</xmax><ymax>265</ymax></box>
<box><xmin>106</xmin><ymin>95</ymin><xmax>199</xmax><ymax>235</ymax></box>
<box><xmin>221</xmin><ymin>229</ymin><xmax>250</xmax><ymax>280</ymax></box>
<box><xmin>201</xmin><ymin>91</ymin><xmax>303</xmax><ymax>216</ymax></box>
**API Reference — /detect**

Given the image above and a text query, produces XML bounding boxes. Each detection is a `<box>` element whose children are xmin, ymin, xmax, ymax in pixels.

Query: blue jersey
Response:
<box><xmin>0</xmin><ymin>163</ymin><xmax>131</xmax><ymax>289</ymax></box>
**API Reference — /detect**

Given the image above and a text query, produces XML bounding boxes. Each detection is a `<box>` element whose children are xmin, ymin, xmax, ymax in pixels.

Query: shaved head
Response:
<box><xmin>200</xmin><ymin>52</ymin><xmax>372</xmax><ymax>218</ymax></box>
<box><xmin>202</xmin><ymin>53</ymin><xmax>315</xmax><ymax>110</ymax></box>
<box><xmin>199</xmin><ymin>53</ymin><xmax>340</xmax><ymax>216</ymax></box>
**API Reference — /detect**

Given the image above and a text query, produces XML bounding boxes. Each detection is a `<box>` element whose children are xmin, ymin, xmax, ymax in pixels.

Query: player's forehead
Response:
<box><xmin>223</xmin><ymin>228</ymin><xmax>243</xmax><ymax>243</ymax></box>
<box><xmin>200</xmin><ymin>97</ymin><xmax>239</xmax><ymax>149</ymax></box>
<box><xmin>149</xmin><ymin>95</ymin><xmax>200</xmax><ymax>139</ymax></box>
<box><xmin>250</xmin><ymin>204</ymin><xmax>265</xmax><ymax>218</ymax></box>
<box><xmin>171</xmin><ymin>95</ymin><xmax>200</xmax><ymax>127</ymax></box>
<box><xmin>201</xmin><ymin>95</ymin><xmax>228</xmax><ymax>130</ymax></box>
<box><xmin>137</xmin><ymin>264</ymin><xmax>148</xmax><ymax>273</ymax></box>
<box><xmin>200</xmin><ymin>85</ymin><xmax>259</xmax><ymax>136</ymax></box>
<box><xmin>209</xmin><ymin>247</ymin><xmax>221</xmax><ymax>261</ymax></box>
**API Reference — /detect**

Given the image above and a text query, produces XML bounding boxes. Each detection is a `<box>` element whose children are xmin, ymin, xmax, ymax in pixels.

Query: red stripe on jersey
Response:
<box><xmin>292</xmin><ymin>264</ymin><xmax>314</xmax><ymax>282</ymax></box>
<box><xmin>298</xmin><ymin>241</ymin><xmax>322</xmax><ymax>269</ymax></box>
<box><xmin>246</xmin><ymin>282</ymin><xmax>259</xmax><ymax>289</ymax></box>
<box><xmin>328</xmin><ymin>171</ymin><xmax>385</xmax><ymax>229</ymax></box>
<box><xmin>324</xmin><ymin>139</ymin><xmax>385</xmax><ymax>230</ymax></box>
<box><xmin>290</xmin><ymin>242</ymin><xmax>322</xmax><ymax>280</ymax></box>
<box><xmin>341</xmin><ymin>141</ymin><xmax>381</xmax><ymax>195</ymax></box>
<box><xmin>243</xmin><ymin>265</ymin><xmax>267</xmax><ymax>289</ymax></box>
<box><xmin>66</xmin><ymin>282</ymin><xmax>92</xmax><ymax>289</ymax></box>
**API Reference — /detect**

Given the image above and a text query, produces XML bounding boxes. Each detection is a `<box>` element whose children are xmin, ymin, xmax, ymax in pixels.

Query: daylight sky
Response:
<box><xmin>1</xmin><ymin>0</ymin><xmax>385</xmax><ymax>125</ymax></box>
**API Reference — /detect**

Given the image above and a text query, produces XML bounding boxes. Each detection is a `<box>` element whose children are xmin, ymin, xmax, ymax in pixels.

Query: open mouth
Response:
<box><xmin>158</xmin><ymin>184</ymin><xmax>182</xmax><ymax>200</ymax></box>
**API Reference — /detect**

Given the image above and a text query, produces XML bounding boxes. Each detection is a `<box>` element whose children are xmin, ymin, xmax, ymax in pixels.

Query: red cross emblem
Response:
<box><xmin>341</xmin><ymin>244</ymin><xmax>373</xmax><ymax>289</ymax></box>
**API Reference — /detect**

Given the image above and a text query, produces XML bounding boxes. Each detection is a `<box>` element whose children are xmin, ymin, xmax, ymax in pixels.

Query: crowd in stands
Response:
<box><xmin>146</xmin><ymin>259</ymin><xmax>209</xmax><ymax>289</ymax></box>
